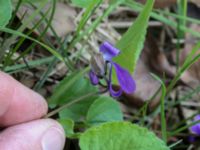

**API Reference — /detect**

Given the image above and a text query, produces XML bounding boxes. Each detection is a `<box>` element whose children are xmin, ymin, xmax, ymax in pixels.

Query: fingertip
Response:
<box><xmin>0</xmin><ymin>71</ymin><xmax>48</xmax><ymax>126</ymax></box>
<box><xmin>0</xmin><ymin>119</ymin><xmax>66</xmax><ymax>150</ymax></box>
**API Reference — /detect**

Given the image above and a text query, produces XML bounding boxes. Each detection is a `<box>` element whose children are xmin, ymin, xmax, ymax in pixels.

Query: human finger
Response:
<box><xmin>0</xmin><ymin>119</ymin><xmax>65</xmax><ymax>150</ymax></box>
<box><xmin>0</xmin><ymin>71</ymin><xmax>48</xmax><ymax>126</ymax></box>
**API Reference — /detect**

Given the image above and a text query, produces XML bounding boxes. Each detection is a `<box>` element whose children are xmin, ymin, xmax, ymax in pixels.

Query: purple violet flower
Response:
<box><xmin>89</xmin><ymin>41</ymin><xmax>136</xmax><ymax>97</ymax></box>
<box><xmin>190</xmin><ymin>115</ymin><xmax>200</xmax><ymax>135</ymax></box>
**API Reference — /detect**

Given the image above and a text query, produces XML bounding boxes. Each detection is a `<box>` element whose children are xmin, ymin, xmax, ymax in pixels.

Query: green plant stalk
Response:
<box><xmin>33</xmin><ymin>38</ymin><xmax>69</xmax><ymax>91</ymax></box>
<box><xmin>4</xmin><ymin>6</ymin><xmax>52</xmax><ymax>68</ymax></box>
<box><xmin>169</xmin><ymin>85</ymin><xmax>200</xmax><ymax>107</ymax></box>
<box><xmin>171</xmin><ymin>112</ymin><xmax>199</xmax><ymax>131</ymax></box>
<box><xmin>15</xmin><ymin>0</ymin><xmax>57</xmax><ymax>63</ymax></box>
<box><xmin>4</xmin><ymin>56</ymin><xmax>54</xmax><ymax>73</ymax></box>
<box><xmin>0</xmin><ymin>0</ymin><xmax>49</xmax><ymax>61</ymax></box>
<box><xmin>167</xmin><ymin>53</ymin><xmax>200</xmax><ymax>94</ymax></box>
<box><xmin>167</xmin><ymin>43</ymin><xmax>200</xmax><ymax>94</ymax></box>
<box><xmin>45</xmin><ymin>92</ymin><xmax>97</xmax><ymax>118</ymax></box>
<box><xmin>64</xmin><ymin>0</ymin><xmax>103</xmax><ymax>65</ymax></box>
<box><xmin>173</xmin><ymin>1</ymin><xmax>188</xmax><ymax>136</ymax></box>
<box><xmin>76</xmin><ymin>0</ymin><xmax>103</xmax><ymax>33</ymax></box>
<box><xmin>137</xmin><ymin>86</ymin><xmax>161</xmax><ymax>126</ymax></box>
<box><xmin>177</xmin><ymin>0</ymin><xmax>187</xmax><ymax>38</ymax></box>
<box><xmin>138</xmin><ymin>102</ymin><xmax>148</xmax><ymax>127</ymax></box>
<box><xmin>48</xmin><ymin>66</ymin><xmax>91</xmax><ymax>105</ymax></box>
<box><xmin>156</xmin><ymin>9</ymin><xmax>200</xmax><ymax>26</ymax></box>
<box><xmin>182</xmin><ymin>42</ymin><xmax>200</xmax><ymax>66</ymax></box>
<box><xmin>168</xmin><ymin>140</ymin><xmax>183</xmax><ymax>148</ymax></box>
<box><xmin>61</xmin><ymin>0</ymin><xmax>103</xmax><ymax>68</ymax></box>
<box><xmin>32</xmin><ymin>4</ymin><xmax>82</xmax><ymax>90</ymax></box>
<box><xmin>151</xmin><ymin>74</ymin><xmax>167</xmax><ymax>143</ymax></box>
<box><xmin>176</xmin><ymin>0</ymin><xmax>187</xmax><ymax>72</ymax></box>
<box><xmin>23</xmin><ymin>0</ymin><xmax>56</xmax><ymax>53</ymax></box>
<box><xmin>68</xmin><ymin>1</ymin><xmax>122</xmax><ymax>51</ymax></box>
<box><xmin>166</xmin><ymin>42</ymin><xmax>200</xmax><ymax>93</ymax></box>
<box><xmin>170</xmin><ymin>120</ymin><xmax>200</xmax><ymax>137</ymax></box>
<box><xmin>125</xmin><ymin>0</ymin><xmax>200</xmax><ymax>38</ymax></box>
<box><xmin>30</xmin><ymin>1</ymin><xmax>75</xmax><ymax>90</ymax></box>
<box><xmin>0</xmin><ymin>27</ymin><xmax>64</xmax><ymax>61</ymax></box>
<box><xmin>18</xmin><ymin>0</ymin><xmax>49</xmax><ymax>31</ymax></box>
<box><xmin>3</xmin><ymin>0</ymin><xmax>22</xmax><ymax>39</ymax></box>
<box><xmin>35</xmin><ymin>6</ymin><xmax>75</xmax><ymax>71</ymax></box>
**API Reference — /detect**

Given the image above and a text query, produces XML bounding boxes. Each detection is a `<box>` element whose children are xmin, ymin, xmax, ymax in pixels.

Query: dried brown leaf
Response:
<box><xmin>179</xmin><ymin>24</ymin><xmax>200</xmax><ymax>87</ymax></box>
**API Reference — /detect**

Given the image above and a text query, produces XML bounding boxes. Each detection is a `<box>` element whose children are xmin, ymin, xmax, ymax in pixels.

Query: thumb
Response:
<box><xmin>0</xmin><ymin>119</ymin><xmax>65</xmax><ymax>150</ymax></box>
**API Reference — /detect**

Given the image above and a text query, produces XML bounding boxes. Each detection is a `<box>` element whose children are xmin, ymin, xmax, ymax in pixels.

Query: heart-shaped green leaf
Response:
<box><xmin>59</xmin><ymin>95</ymin><xmax>97</xmax><ymax>122</ymax></box>
<box><xmin>0</xmin><ymin>0</ymin><xmax>12</xmax><ymax>27</ymax></box>
<box><xmin>49</xmin><ymin>69</ymin><xmax>96</xmax><ymax>107</ymax></box>
<box><xmin>86</xmin><ymin>96</ymin><xmax>123</xmax><ymax>125</ymax></box>
<box><xmin>79</xmin><ymin>122</ymin><xmax>170</xmax><ymax>150</ymax></box>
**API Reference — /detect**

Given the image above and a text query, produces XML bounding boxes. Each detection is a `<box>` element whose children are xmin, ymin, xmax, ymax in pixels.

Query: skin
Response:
<box><xmin>0</xmin><ymin>71</ymin><xmax>65</xmax><ymax>150</ymax></box>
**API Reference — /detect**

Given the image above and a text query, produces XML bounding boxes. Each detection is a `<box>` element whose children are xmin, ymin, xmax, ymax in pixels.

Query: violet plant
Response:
<box><xmin>2</xmin><ymin>0</ymin><xmax>198</xmax><ymax>149</ymax></box>
<box><xmin>42</xmin><ymin>0</ymin><xmax>171</xmax><ymax>149</ymax></box>
<box><xmin>89</xmin><ymin>41</ymin><xmax>136</xmax><ymax>97</ymax></box>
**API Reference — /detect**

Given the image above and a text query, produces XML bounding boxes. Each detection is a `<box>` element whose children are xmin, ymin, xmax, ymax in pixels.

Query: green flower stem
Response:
<box><xmin>45</xmin><ymin>92</ymin><xmax>97</xmax><ymax>118</ymax></box>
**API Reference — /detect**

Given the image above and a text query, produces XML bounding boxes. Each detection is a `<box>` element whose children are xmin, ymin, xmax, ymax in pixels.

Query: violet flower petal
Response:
<box><xmin>89</xmin><ymin>71</ymin><xmax>99</xmax><ymax>85</ymax></box>
<box><xmin>109</xmin><ymin>83</ymin><xmax>123</xmax><ymax>97</ymax></box>
<box><xmin>113</xmin><ymin>62</ymin><xmax>136</xmax><ymax>94</ymax></box>
<box><xmin>190</xmin><ymin>115</ymin><xmax>200</xmax><ymax>135</ymax></box>
<box><xmin>100</xmin><ymin>42</ymin><xmax>120</xmax><ymax>60</ymax></box>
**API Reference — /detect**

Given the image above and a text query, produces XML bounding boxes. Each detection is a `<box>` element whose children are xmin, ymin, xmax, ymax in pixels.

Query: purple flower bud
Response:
<box><xmin>113</xmin><ymin>62</ymin><xmax>136</xmax><ymax>94</ymax></box>
<box><xmin>100</xmin><ymin>42</ymin><xmax>120</xmax><ymax>61</ymax></box>
<box><xmin>89</xmin><ymin>71</ymin><xmax>99</xmax><ymax>85</ymax></box>
<box><xmin>190</xmin><ymin>115</ymin><xmax>200</xmax><ymax>135</ymax></box>
<box><xmin>90</xmin><ymin>53</ymin><xmax>105</xmax><ymax>77</ymax></box>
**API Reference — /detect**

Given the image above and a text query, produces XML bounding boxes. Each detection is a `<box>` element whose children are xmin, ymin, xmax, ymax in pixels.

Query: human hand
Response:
<box><xmin>0</xmin><ymin>71</ymin><xmax>65</xmax><ymax>150</ymax></box>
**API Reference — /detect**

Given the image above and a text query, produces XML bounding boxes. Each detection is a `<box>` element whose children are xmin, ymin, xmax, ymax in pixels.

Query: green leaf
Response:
<box><xmin>86</xmin><ymin>96</ymin><xmax>123</xmax><ymax>125</ymax></box>
<box><xmin>71</xmin><ymin>0</ymin><xmax>99</xmax><ymax>8</ymax></box>
<box><xmin>112</xmin><ymin>0</ymin><xmax>154</xmax><ymax>83</ymax></box>
<box><xmin>49</xmin><ymin>68</ymin><xmax>93</xmax><ymax>106</ymax></box>
<box><xmin>58</xmin><ymin>119</ymin><xmax>81</xmax><ymax>138</ymax></box>
<box><xmin>79</xmin><ymin>122</ymin><xmax>170</xmax><ymax>150</ymax></box>
<box><xmin>50</xmin><ymin>69</ymin><xmax>98</xmax><ymax>122</ymax></box>
<box><xmin>59</xmin><ymin>95</ymin><xmax>97</xmax><ymax>122</ymax></box>
<box><xmin>58</xmin><ymin>119</ymin><xmax>74</xmax><ymax>137</ymax></box>
<box><xmin>0</xmin><ymin>0</ymin><xmax>12</xmax><ymax>27</ymax></box>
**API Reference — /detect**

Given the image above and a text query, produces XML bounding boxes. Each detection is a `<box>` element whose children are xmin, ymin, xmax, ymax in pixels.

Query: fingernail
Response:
<box><xmin>42</xmin><ymin>127</ymin><xmax>65</xmax><ymax>150</ymax></box>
